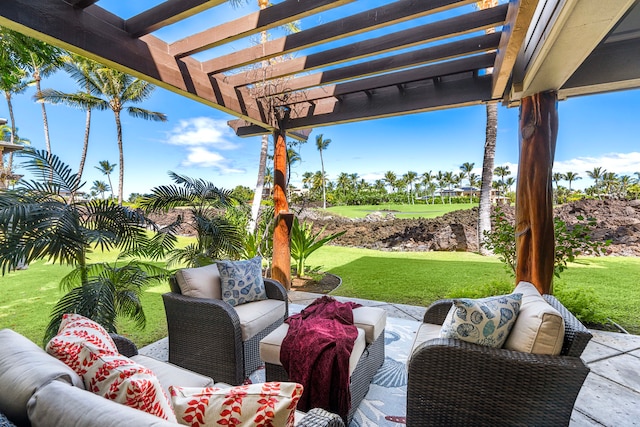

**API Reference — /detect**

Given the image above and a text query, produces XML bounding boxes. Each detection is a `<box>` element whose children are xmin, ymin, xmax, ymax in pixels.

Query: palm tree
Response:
<box><xmin>586</xmin><ymin>167</ymin><xmax>605</xmax><ymax>198</ymax></box>
<box><xmin>436</xmin><ymin>171</ymin><xmax>447</xmax><ymax>204</ymax></box>
<box><xmin>601</xmin><ymin>172</ymin><xmax>617</xmax><ymax>197</ymax></box>
<box><xmin>140</xmin><ymin>172</ymin><xmax>245</xmax><ymax>267</ymax></box>
<box><xmin>95</xmin><ymin>160</ymin><xmax>116</xmax><ymax>200</ymax></box>
<box><xmin>37</xmin><ymin>54</ymin><xmax>102</xmax><ymax>184</ymax></box>
<box><xmin>405</xmin><ymin>170</ymin><xmax>418</xmax><ymax>204</ymax></box>
<box><xmin>91</xmin><ymin>180</ymin><xmax>109</xmax><ymax>199</ymax></box>
<box><xmin>504</xmin><ymin>176</ymin><xmax>516</xmax><ymax>193</ymax></box>
<box><xmin>564</xmin><ymin>171</ymin><xmax>581</xmax><ymax>191</ymax></box>
<box><xmin>336</xmin><ymin>172</ymin><xmax>350</xmax><ymax>196</ymax></box>
<box><xmin>315</xmin><ymin>134</ymin><xmax>331</xmax><ymax>209</ymax></box>
<box><xmin>421</xmin><ymin>171</ymin><xmax>434</xmax><ymax>203</ymax></box>
<box><xmin>39</xmin><ymin>67</ymin><xmax>167</xmax><ymax>204</ymax></box>
<box><xmin>444</xmin><ymin>171</ymin><xmax>458</xmax><ymax>204</ymax></box>
<box><xmin>384</xmin><ymin>171</ymin><xmax>397</xmax><ymax>193</ymax></box>
<box><xmin>552</xmin><ymin>172</ymin><xmax>565</xmax><ymax>190</ymax></box>
<box><xmin>0</xmin><ymin>149</ymin><xmax>163</xmax><ymax>342</ymax></box>
<box><xmin>619</xmin><ymin>175</ymin><xmax>632</xmax><ymax>199</ymax></box>
<box><xmin>301</xmin><ymin>171</ymin><xmax>313</xmax><ymax>189</ymax></box>
<box><xmin>476</xmin><ymin>0</ymin><xmax>499</xmax><ymax>255</ymax></box>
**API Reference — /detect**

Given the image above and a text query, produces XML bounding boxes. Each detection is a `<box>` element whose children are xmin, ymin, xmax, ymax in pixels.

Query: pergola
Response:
<box><xmin>2</xmin><ymin>0</ymin><xmax>639</xmax><ymax>292</ymax></box>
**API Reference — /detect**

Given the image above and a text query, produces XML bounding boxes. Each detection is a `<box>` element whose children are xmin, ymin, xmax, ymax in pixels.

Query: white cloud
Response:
<box><xmin>165</xmin><ymin>117</ymin><xmax>237</xmax><ymax>149</ymax></box>
<box><xmin>181</xmin><ymin>147</ymin><xmax>245</xmax><ymax>174</ymax></box>
<box><xmin>554</xmin><ymin>152</ymin><xmax>640</xmax><ymax>177</ymax></box>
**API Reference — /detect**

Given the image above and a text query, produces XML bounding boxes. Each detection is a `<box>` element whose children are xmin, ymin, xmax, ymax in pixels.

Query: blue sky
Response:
<box><xmin>3</xmin><ymin>1</ymin><xmax>639</xmax><ymax>197</ymax></box>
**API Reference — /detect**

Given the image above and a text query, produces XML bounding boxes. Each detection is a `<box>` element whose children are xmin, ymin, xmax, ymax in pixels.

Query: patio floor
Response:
<box><xmin>141</xmin><ymin>291</ymin><xmax>640</xmax><ymax>425</ymax></box>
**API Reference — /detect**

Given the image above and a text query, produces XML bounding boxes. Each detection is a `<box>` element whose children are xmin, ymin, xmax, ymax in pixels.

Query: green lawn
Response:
<box><xmin>325</xmin><ymin>203</ymin><xmax>475</xmax><ymax>219</ymax></box>
<box><xmin>2</xmin><ymin>245</ymin><xmax>639</xmax><ymax>347</ymax></box>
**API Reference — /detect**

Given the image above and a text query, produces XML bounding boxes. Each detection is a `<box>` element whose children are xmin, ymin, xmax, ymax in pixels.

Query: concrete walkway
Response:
<box><xmin>288</xmin><ymin>291</ymin><xmax>640</xmax><ymax>426</ymax></box>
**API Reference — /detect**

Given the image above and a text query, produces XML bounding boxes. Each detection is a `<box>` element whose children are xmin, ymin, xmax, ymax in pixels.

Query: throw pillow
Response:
<box><xmin>216</xmin><ymin>257</ymin><xmax>267</xmax><ymax>307</ymax></box>
<box><xmin>47</xmin><ymin>313</ymin><xmax>176</xmax><ymax>422</ymax></box>
<box><xmin>170</xmin><ymin>382</ymin><xmax>303</xmax><ymax>427</ymax></box>
<box><xmin>46</xmin><ymin>313</ymin><xmax>119</xmax><ymax>375</ymax></box>
<box><xmin>175</xmin><ymin>264</ymin><xmax>222</xmax><ymax>300</ymax></box>
<box><xmin>504</xmin><ymin>281</ymin><xmax>565</xmax><ymax>355</ymax></box>
<box><xmin>440</xmin><ymin>293</ymin><xmax>523</xmax><ymax>348</ymax></box>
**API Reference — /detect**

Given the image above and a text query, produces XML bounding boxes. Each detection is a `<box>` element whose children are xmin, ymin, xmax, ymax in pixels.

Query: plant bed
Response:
<box><xmin>291</xmin><ymin>272</ymin><xmax>342</xmax><ymax>294</ymax></box>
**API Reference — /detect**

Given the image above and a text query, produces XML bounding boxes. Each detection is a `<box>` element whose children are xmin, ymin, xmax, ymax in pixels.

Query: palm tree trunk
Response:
<box><xmin>35</xmin><ymin>74</ymin><xmax>52</xmax><ymax>155</ymax></box>
<box><xmin>78</xmin><ymin>109</ymin><xmax>91</xmax><ymax>183</ymax></box>
<box><xmin>6</xmin><ymin>92</ymin><xmax>17</xmax><ymax>171</ymax></box>
<box><xmin>248</xmin><ymin>134</ymin><xmax>269</xmax><ymax>234</ymax></box>
<box><xmin>115</xmin><ymin>111</ymin><xmax>124</xmax><ymax>205</ymax></box>
<box><xmin>320</xmin><ymin>149</ymin><xmax>327</xmax><ymax>209</ymax></box>
<box><xmin>478</xmin><ymin>102</ymin><xmax>497</xmax><ymax>255</ymax></box>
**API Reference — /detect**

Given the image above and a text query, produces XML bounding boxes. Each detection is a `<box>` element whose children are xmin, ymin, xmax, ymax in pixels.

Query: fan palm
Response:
<box><xmin>0</xmin><ymin>149</ymin><xmax>163</xmax><ymax>342</ymax></box>
<box><xmin>140</xmin><ymin>172</ymin><xmax>245</xmax><ymax>267</ymax></box>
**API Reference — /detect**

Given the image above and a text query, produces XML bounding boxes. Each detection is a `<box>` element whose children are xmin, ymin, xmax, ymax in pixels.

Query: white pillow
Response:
<box><xmin>503</xmin><ymin>281</ymin><xmax>565</xmax><ymax>355</ymax></box>
<box><xmin>175</xmin><ymin>264</ymin><xmax>222</xmax><ymax>300</ymax></box>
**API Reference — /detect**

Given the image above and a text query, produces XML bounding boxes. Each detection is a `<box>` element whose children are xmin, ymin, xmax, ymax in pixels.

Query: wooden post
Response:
<box><xmin>272</xmin><ymin>128</ymin><xmax>293</xmax><ymax>289</ymax></box>
<box><xmin>515</xmin><ymin>91</ymin><xmax>558</xmax><ymax>294</ymax></box>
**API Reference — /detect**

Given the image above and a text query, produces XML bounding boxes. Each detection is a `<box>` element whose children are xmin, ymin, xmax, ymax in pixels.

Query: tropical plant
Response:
<box><xmin>140</xmin><ymin>172</ymin><xmax>245</xmax><ymax>267</ymax></box>
<box><xmin>564</xmin><ymin>171</ymin><xmax>581</xmax><ymax>192</ymax></box>
<box><xmin>91</xmin><ymin>180</ymin><xmax>110</xmax><ymax>199</ymax></box>
<box><xmin>483</xmin><ymin>205</ymin><xmax>609</xmax><ymax>280</ymax></box>
<box><xmin>315</xmin><ymin>134</ymin><xmax>331</xmax><ymax>209</ymax></box>
<box><xmin>290</xmin><ymin>217</ymin><xmax>345</xmax><ymax>278</ymax></box>
<box><xmin>384</xmin><ymin>171</ymin><xmax>397</xmax><ymax>193</ymax></box>
<box><xmin>586</xmin><ymin>167</ymin><xmax>605</xmax><ymax>199</ymax></box>
<box><xmin>0</xmin><ymin>149</ymin><xmax>162</xmax><ymax>342</ymax></box>
<box><xmin>404</xmin><ymin>170</ymin><xmax>418</xmax><ymax>204</ymax></box>
<box><xmin>95</xmin><ymin>160</ymin><xmax>116</xmax><ymax>199</ymax></box>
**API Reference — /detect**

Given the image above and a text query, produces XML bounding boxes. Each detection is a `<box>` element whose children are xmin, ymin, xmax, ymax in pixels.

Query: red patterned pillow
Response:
<box><xmin>170</xmin><ymin>382</ymin><xmax>303</xmax><ymax>427</ymax></box>
<box><xmin>46</xmin><ymin>313</ymin><xmax>118</xmax><ymax>376</ymax></box>
<box><xmin>46</xmin><ymin>313</ymin><xmax>176</xmax><ymax>422</ymax></box>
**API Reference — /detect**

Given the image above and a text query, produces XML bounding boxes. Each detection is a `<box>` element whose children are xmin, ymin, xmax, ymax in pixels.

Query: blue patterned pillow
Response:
<box><xmin>216</xmin><ymin>257</ymin><xmax>267</xmax><ymax>307</ymax></box>
<box><xmin>440</xmin><ymin>293</ymin><xmax>523</xmax><ymax>348</ymax></box>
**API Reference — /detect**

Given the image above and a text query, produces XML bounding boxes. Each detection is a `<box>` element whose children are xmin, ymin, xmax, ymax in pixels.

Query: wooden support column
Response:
<box><xmin>272</xmin><ymin>127</ymin><xmax>293</xmax><ymax>289</ymax></box>
<box><xmin>515</xmin><ymin>91</ymin><xmax>558</xmax><ymax>294</ymax></box>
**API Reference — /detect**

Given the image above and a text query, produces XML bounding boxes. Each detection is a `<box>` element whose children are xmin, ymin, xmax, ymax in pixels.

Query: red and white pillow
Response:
<box><xmin>46</xmin><ymin>314</ymin><xmax>176</xmax><ymax>422</ymax></box>
<box><xmin>170</xmin><ymin>382</ymin><xmax>303</xmax><ymax>427</ymax></box>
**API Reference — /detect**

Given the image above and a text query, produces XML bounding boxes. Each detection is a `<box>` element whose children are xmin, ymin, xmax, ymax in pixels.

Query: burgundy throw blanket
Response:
<box><xmin>280</xmin><ymin>296</ymin><xmax>361</xmax><ymax>421</ymax></box>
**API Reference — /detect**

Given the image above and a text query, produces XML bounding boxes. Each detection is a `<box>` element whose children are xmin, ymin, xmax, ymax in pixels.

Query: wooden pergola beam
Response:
<box><xmin>169</xmin><ymin>0</ymin><xmax>354</xmax><ymax>57</ymax></box>
<box><xmin>231</xmin><ymin>74</ymin><xmax>493</xmax><ymax>134</ymax></box>
<box><xmin>125</xmin><ymin>0</ymin><xmax>226</xmax><ymax>38</ymax></box>
<box><xmin>0</xmin><ymin>0</ymin><xmax>268</xmax><ymax>129</ymax></box>
<box><xmin>202</xmin><ymin>0</ymin><xmax>480</xmax><ymax>74</ymax></box>
<box><xmin>287</xmin><ymin>53</ymin><xmax>497</xmax><ymax>104</ymax></box>
<box><xmin>62</xmin><ymin>0</ymin><xmax>98</xmax><ymax>8</ymax></box>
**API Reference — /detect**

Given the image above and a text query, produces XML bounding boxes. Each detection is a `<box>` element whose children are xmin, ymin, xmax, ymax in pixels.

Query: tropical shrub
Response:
<box><xmin>290</xmin><ymin>218</ymin><xmax>345</xmax><ymax>278</ymax></box>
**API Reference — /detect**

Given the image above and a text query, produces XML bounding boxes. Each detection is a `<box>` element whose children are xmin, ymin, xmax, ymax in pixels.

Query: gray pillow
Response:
<box><xmin>174</xmin><ymin>263</ymin><xmax>221</xmax><ymax>300</ymax></box>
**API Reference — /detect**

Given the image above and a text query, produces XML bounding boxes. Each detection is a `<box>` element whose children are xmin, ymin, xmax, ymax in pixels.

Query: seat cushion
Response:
<box><xmin>170</xmin><ymin>382</ymin><xmax>303</xmax><ymax>427</ymax></box>
<box><xmin>352</xmin><ymin>306</ymin><xmax>387</xmax><ymax>343</ymax></box>
<box><xmin>132</xmin><ymin>354</ymin><xmax>215</xmax><ymax>401</ymax></box>
<box><xmin>260</xmin><ymin>324</ymin><xmax>366</xmax><ymax>376</ymax></box>
<box><xmin>175</xmin><ymin>264</ymin><xmax>222</xmax><ymax>300</ymax></box>
<box><xmin>440</xmin><ymin>293</ymin><xmax>523</xmax><ymax>348</ymax></box>
<box><xmin>504</xmin><ymin>281</ymin><xmax>565</xmax><ymax>355</ymax></box>
<box><xmin>234</xmin><ymin>299</ymin><xmax>286</xmax><ymax>341</ymax></box>
<box><xmin>0</xmin><ymin>329</ymin><xmax>84</xmax><ymax>426</ymax></box>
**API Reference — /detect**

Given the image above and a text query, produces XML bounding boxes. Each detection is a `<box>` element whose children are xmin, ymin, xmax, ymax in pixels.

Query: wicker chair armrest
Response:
<box><xmin>297</xmin><ymin>408</ymin><xmax>345</xmax><ymax>427</ymax></box>
<box><xmin>543</xmin><ymin>294</ymin><xmax>593</xmax><ymax>357</ymax></box>
<box><xmin>164</xmin><ymin>292</ymin><xmax>240</xmax><ymax>325</ymax></box>
<box><xmin>109</xmin><ymin>333</ymin><xmax>138</xmax><ymax>357</ymax></box>
<box><xmin>407</xmin><ymin>338</ymin><xmax>590</xmax><ymax>426</ymax></box>
<box><xmin>422</xmin><ymin>299</ymin><xmax>454</xmax><ymax>324</ymax></box>
<box><xmin>264</xmin><ymin>278</ymin><xmax>287</xmax><ymax>301</ymax></box>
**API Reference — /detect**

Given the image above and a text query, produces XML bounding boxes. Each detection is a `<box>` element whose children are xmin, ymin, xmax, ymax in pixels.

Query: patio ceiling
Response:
<box><xmin>0</xmin><ymin>0</ymin><xmax>639</xmax><ymax>139</ymax></box>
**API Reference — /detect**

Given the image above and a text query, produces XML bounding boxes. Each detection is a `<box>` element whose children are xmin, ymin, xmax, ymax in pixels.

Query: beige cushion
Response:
<box><xmin>504</xmin><ymin>281</ymin><xmax>565</xmax><ymax>355</ymax></box>
<box><xmin>234</xmin><ymin>299</ymin><xmax>286</xmax><ymax>340</ymax></box>
<box><xmin>409</xmin><ymin>323</ymin><xmax>441</xmax><ymax>361</ymax></box>
<box><xmin>174</xmin><ymin>264</ymin><xmax>221</xmax><ymax>300</ymax></box>
<box><xmin>0</xmin><ymin>329</ymin><xmax>85</xmax><ymax>426</ymax></box>
<box><xmin>352</xmin><ymin>306</ymin><xmax>387</xmax><ymax>343</ymax></box>
<box><xmin>27</xmin><ymin>380</ymin><xmax>177</xmax><ymax>427</ymax></box>
<box><xmin>132</xmin><ymin>354</ymin><xmax>214</xmax><ymax>401</ymax></box>
<box><xmin>260</xmin><ymin>324</ymin><xmax>366</xmax><ymax>376</ymax></box>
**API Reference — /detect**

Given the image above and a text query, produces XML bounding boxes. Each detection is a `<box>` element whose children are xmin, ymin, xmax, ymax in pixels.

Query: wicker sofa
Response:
<box><xmin>407</xmin><ymin>285</ymin><xmax>592</xmax><ymax>427</ymax></box>
<box><xmin>165</xmin><ymin>266</ymin><xmax>288</xmax><ymax>385</ymax></box>
<box><xmin>0</xmin><ymin>328</ymin><xmax>344</xmax><ymax>427</ymax></box>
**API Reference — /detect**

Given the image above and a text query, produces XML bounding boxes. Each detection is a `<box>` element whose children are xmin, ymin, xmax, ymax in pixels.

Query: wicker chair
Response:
<box><xmin>163</xmin><ymin>276</ymin><xmax>288</xmax><ymax>385</ymax></box>
<box><xmin>407</xmin><ymin>294</ymin><xmax>592</xmax><ymax>427</ymax></box>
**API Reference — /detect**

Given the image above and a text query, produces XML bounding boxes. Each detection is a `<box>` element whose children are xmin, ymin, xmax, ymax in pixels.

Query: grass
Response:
<box><xmin>325</xmin><ymin>202</ymin><xmax>475</xmax><ymax>219</ymax></box>
<box><xmin>2</xmin><ymin>244</ymin><xmax>639</xmax><ymax>347</ymax></box>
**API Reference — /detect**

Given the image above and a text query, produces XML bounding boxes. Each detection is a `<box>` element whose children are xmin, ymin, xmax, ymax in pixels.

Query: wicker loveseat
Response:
<box><xmin>407</xmin><ymin>285</ymin><xmax>592</xmax><ymax>427</ymax></box>
<box><xmin>164</xmin><ymin>265</ymin><xmax>288</xmax><ymax>385</ymax></box>
<box><xmin>0</xmin><ymin>329</ymin><xmax>344</xmax><ymax>427</ymax></box>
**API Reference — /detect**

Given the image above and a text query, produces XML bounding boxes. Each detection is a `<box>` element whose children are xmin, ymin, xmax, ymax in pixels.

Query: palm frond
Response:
<box><xmin>18</xmin><ymin>149</ymin><xmax>84</xmax><ymax>193</ymax></box>
<box><xmin>127</xmin><ymin>106</ymin><xmax>167</xmax><ymax>122</ymax></box>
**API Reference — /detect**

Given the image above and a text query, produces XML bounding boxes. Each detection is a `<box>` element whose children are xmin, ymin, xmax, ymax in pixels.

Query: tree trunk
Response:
<box><xmin>272</xmin><ymin>129</ymin><xmax>292</xmax><ymax>289</ymax></box>
<box><xmin>248</xmin><ymin>134</ymin><xmax>269</xmax><ymax>234</ymax></box>
<box><xmin>515</xmin><ymin>92</ymin><xmax>558</xmax><ymax>295</ymax></box>
<box><xmin>77</xmin><ymin>109</ymin><xmax>91</xmax><ymax>186</ymax></box>
<box><xmin>36</xmin><ymin>74</ymin><xmax>52</xmax><ymax>156</ymax></box>
<box><xmin>478</xmin><ymin>102</ymin><xmax>497</xmax><ymax>255</ymax></box>
<box><xmin>320</xmin><ymin>149</ymin><xmax>327</xmax><ymax>209</ymax></box>
<box><xmin>115</xmin><ymin>111</ymin><xmax>124</xmax><ymax>205</ymax></box>
<box><xmin>6</xmin><ymin>92</ymin><xmax>16</xmax><ymax>171</ymax></box>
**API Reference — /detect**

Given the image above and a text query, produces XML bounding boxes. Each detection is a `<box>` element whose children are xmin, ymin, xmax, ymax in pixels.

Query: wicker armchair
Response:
<box><xmin>407</xmin><ymin>294</ymin><xmax>592</xmax><ymax>427</ymax></box>
<box><xmin>163</xmin><ymin>276</ymin><xmax>288</xmax><ymax>385</ymax></box>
